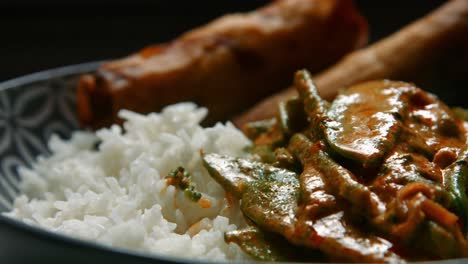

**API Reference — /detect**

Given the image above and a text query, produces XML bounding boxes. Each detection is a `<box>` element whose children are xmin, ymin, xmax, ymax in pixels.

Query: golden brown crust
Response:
<box><xmin>234</xmin><ymin>0</ymin><xmax>468</xmax><ymax>127</ymax></box>
<box><xmin>77</xmin><ymin>0</ymin><xmax>367</xmax><ymax>129</ymax></box>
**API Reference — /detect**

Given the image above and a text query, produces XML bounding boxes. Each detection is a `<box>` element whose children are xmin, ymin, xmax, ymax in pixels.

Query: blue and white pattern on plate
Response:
<box><xmin>0</xmin><ymin>62</ymin><xmax>101</xmax><ymax>212</ymax></box>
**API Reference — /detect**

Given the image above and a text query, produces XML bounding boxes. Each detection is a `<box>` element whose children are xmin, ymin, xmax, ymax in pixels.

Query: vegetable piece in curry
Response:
<box><xmin>203</xmin><ymin>70</ymin><xmax>468</xmax><ymax>262</ymax></box>
<box><xmin>165</xmin><ymin>167</ymin><xmax>202</xmax><ymax>202</ymax></box>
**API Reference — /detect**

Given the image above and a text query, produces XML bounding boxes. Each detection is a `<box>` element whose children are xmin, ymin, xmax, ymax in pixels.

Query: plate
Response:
<box><xmin>0</xmin><ymin>63</ymin><xmax>466</xmax><ymax>264</ymax></box>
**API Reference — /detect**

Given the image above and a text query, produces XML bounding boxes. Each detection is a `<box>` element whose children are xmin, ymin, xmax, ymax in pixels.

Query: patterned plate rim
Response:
<box><xmin>0</xmin><ymin>61</ymin><xmax>104</xmax><ymax>92</ymax></box>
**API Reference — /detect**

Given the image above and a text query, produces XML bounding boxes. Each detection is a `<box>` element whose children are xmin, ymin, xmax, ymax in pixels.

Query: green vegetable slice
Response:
<box><xmin>443</xmin><ymin>149</ymin><xmax>468</xmax><ymax>233</ymax></box>
<box><xmin>202</xmin><ymin>153</ymin><xmax>297</xmax><ymax>198</ymax></box>
<box><xmin>241</xmin><ymin>173</ymin><xmax>300</xmax><ymax>235</ymax></box>
<box><xmin>278</xmin><ymin>97</ymin><xmax>307</xmax><ymax>137</ymax></box>
<box><xmin>289</xmin><ymin>134</ymin><xmax>384</xmax><ymax>217</ymax></box>
<box><xmin>225</xmin><ymin>226</ymin><xmax>323</xmax><ymax>262</ymax></box>
<box><xmin>324</xmin><ymin>80</ymin><xmax>412</xmax><ymax>167</ymax></box>
<box><xmin>294</xmin><ymin>69</ymin><xmax>328</xmax><ymax>122</ymax></box>
<box><xmin>243</xmin><ymin>181</ymin><xmax>402</xmax><ymax>263</ymax></box>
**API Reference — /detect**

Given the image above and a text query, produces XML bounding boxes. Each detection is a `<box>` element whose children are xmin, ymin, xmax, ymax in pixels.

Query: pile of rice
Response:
<box><xmin>5</xmin><ymin>103</ymin><xmax>252</xmax><ymax>261</ymax></box>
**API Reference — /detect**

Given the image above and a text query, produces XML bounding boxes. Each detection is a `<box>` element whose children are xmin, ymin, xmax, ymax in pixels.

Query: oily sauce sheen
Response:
<box><xmin>204</xmin><ymin>71</ymin><xmax>468</xmax><ymax>263</ymax></box>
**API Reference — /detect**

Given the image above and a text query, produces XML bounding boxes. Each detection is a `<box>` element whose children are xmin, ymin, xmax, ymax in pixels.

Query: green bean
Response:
<box><xmin>294</xmin><ymin>69</ymin><xmax>328</xmax><ymax>121</ymax></box>
<box><xmin>289</xmin><ymin>134</ymin><xmax>384</xmax><ymax>217</ymax></box>
<box><xmin>277</xmin><ymin>97</ymin><xmax>307</xmax><ymax>137</ymax></box>
<box><xmin>443</xmin><ymin>149</ymin><xmax>468</xmax><ymax>233</ymax></box>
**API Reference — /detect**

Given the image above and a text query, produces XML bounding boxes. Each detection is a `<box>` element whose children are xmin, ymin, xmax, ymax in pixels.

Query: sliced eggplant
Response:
<box><xmin>324</xmin><ymin>80</ymin><xmax>412</xmax><ymax>167</ymax></box>
<box><xmin>202</xmin><ymin>153</ymin><xmax>297</xmax><ymax>198</ymax></box>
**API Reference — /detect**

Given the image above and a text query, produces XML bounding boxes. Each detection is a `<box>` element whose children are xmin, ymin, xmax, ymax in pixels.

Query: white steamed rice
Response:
<box><xmin>5</xmin><ymin>103</ymin><xmax>253</xmax><ymax>261</ymax></box>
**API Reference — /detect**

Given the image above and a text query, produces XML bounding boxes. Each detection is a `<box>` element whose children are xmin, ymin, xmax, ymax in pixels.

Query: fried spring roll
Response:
<box><xmin>234</xmin><ymin>0</ymin><xmax>468</xmax><ymax>127</ymax></box>
<box><xmin>77</xmin><ymin>0</ymin><xmax>367</xmax><ymax>128</ymax></box>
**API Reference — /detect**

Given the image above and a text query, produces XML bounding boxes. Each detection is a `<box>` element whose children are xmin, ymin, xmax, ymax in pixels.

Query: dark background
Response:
<box><xmin>0</xmin><ymin>0</ymin><xmax>446</xmax><ymax>82</ymax></box>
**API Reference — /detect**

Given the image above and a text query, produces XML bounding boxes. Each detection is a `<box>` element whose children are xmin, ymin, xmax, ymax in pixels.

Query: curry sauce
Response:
<box><xmin>203</xmin><ymin>70</ymin><xmax>468</xmax><ymax>262</ymax></box>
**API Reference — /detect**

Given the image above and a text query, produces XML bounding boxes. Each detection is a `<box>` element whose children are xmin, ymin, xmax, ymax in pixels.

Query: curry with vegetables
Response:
<box><xmin>203</xmin><ymin>70</ymin><xmax>468</xmax><ymax>262</ymax></box>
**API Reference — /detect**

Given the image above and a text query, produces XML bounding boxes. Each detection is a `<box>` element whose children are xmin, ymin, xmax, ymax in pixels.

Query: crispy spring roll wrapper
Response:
<box><xmin>77</xmin><ymin>0</ymin><xmax>367</xmax><ymax>129</ymax></box>
<box><xmin>234</xmin><ymin>0</ymin><xmax>468</xmax><ymax>127</ymax></box>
